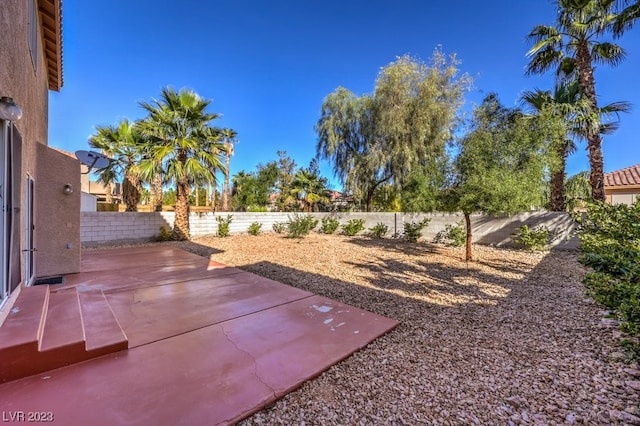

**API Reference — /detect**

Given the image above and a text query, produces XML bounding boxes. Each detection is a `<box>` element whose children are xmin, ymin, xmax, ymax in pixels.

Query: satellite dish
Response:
<box><xmin>75</xmin><ymin>150</ymin><xmax>110</xmax><ymax>174</ymax></box>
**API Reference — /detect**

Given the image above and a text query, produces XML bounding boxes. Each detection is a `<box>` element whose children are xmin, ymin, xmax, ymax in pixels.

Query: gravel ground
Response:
<box><xmin>95</xmin><ymin>233</ymin><xmax>640</xmax><ymax>425</ymax></box>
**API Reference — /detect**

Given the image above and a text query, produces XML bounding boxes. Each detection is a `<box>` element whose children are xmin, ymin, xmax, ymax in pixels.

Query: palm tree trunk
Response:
<box><xmin>152</xmin><ymin>173</ymin><xmax>163</xmax><ymax>212</ymax></box>
<box><xmin>549</xmin><ymin>143</ymin><xmax>567</xmax><ymax>211</ymax></box>
<box><xmin>172</xmin><ymin>181</ymin><xmax>190</xmax><ymax>240</ymax></box>
<box><xmin>464</xmin><ymin>212</ymin><xmax>473</xmax><ymax>262</ymax></box>
<box><xmin>122</xmin><ymin>171</ymin><xmax>141</xmax><ymax>212</ymax></box>
<box><xmin>575</xmin><ymin>41</ymin><xmax>605</xmax><ymax>202</ymax></box>
<box><xmin>222</xmin><ymin>147</ymin><xmax>231</xmax><ymax>211</ymax></box>
<box><xmin>195</xmin><ymin>186</ymin><xmax>199</xmax><ymax>207</ymax></box>
<box><xmin>105</xmin><ymin>183</ymin><xmax>113</xmax><ymax>204</ymax></box>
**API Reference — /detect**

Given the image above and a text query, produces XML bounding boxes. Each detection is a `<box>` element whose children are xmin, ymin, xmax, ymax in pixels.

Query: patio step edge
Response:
<box><xmin>38</xmin><ymin>288</ymin><xmax>85</xmax><ymax>352</ymax></box>
<box><xmin>78</xmin><ymin>290</ymin><xmax>128</xmax><ymax>352</ymax></box>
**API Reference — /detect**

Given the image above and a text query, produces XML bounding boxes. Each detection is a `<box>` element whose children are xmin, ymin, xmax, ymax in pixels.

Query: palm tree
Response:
<box><xmin>565</xmin><ymin>170</ymin><xmax>592</xmax><ymax>211</ymax></box>
<box><xmin>522</xmin><ymin>83</ymin><xmax>579</xmax><ymax>211</ymax></box>
<box><xmin>138</xmin><ymin>87</ymin><xmax>226</xmax><ymax>240</ymax></box>
<box><xmin>522</xmin><ymin>80</ymin><xmax>629</xmax><ymax>210</ymax></box>
<box><xmin>292</xmin><ymin>166</ymin><xmax>330</xmax><ymax>212</ymax></box>
<box><xmin>220</xmin><ymin>128</ymin><xmax>238</xmax><ymax>211</ymax></box>
<box><xmin>89</xmin><ymin>119</ymin><xmax>144</xmax><ymax>212</ymax></box>
<box><xmin>526</xmin><ymin>0</ymin><xmax>639</xmax><ymax>201</ymax></box>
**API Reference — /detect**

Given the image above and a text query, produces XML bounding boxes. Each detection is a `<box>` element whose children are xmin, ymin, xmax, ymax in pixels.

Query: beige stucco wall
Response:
<box><xmin>1</xmin><ymin>0</ymin><xmax>79</xmax><ymax>279</ymax></box>
<box><xmin>35</xmin><ymin>145</ymin><xmax>81</xmax><ymax>276</ymax></box>
<box><xmin>605</xmin><ymin>187</ymin><xmax>640</xmax><ymax>205</ymax></box>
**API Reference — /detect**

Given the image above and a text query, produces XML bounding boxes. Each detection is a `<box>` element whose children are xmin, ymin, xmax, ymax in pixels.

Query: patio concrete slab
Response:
<box><xmin>106</xmin><ymin>272</ymin><xmax>313</xmax><ymax>347</ymax></box>
<box><xmin>0</xmin><ymin>246</ymin><xmax>399</xmax><ymax>425</ymax></box>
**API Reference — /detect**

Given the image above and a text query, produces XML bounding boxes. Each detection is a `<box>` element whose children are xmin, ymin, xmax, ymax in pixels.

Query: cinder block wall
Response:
<box><xmin>81</xmin><ymin>211</ymin><xmax>579</xmax><ymax>249</ymax></box>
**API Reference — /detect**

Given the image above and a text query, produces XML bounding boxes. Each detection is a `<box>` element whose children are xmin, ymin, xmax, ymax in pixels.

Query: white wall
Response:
<box><xmin>80</xmin><ymin>192</ymin><xmax>97</xmax><ymax>212</ymax></box>
<box><xmin>80</xmin><ymin>211</ymin><xmax>579</xmax><ymax>249</ymax></box>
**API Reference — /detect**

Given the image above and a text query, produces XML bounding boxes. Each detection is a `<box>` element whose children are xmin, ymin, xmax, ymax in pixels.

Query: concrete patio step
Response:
<box><xmin>0</xmin><ymin>285</ymin><xmax>50</xmax><ymax>382</ymax></box>
<box><xmin>78</xmin><ymin>290</ymin><xmax>128</xmax><ymax>352</ymax></box>
<box><xmin>0</xmin><ymin>286</ymin><xmax>128</xmax><ymax>384</ymax></box>
<box><xmin>39</xmin><ymin>288</ymin><xmax>85</xmax><ymax>351</ymax></box>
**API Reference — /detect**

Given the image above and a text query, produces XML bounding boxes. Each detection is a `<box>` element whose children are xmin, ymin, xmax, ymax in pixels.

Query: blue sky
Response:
<box><xmin>49</xmin><ymin>0</ymin><xmax>640</xmax><ymax>191</ymax></box>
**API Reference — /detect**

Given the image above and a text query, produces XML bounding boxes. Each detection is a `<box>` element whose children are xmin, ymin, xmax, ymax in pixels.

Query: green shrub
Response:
<box><xmin>319</xmin><ymin>217</ymin><xmax>340</xmax><ymax>234</ymax></box>
<box><xmin>403</xmin><ymin>218</ymin><xmax>430</xmax><ymax>243</ymax></box>
<box><xmin>576</xmin><ymin>201</ymin><xmax>640</xmax><ymax>359</ymax></box>
<box><xmin>216</xmin><ymin>215</ymin><xmax>233</xmax><ymax>237</ymax></box>
<box><xmin>434</xmin><ymin>223</ymin><xmax>465</xmax><ymax>247</ymax></box>
<box><xmin>154</xmin><ymin>225</ymin><xmax>172</xmax><ymax>242</ymax></box>
<box><xmin>247</xmin><ymin>222</ymin><xmax>262</xmax><ymax>236</ymax></box>
<box><xmin>286</xmin><ymin>214</ymin><xmax>318</xmax><ymax>238</ymax></box>
<box><xmin>342</xmin><ymin>219</ymin><xmax>366</xmax><ymax>236</ymax></box>
<box><xmin>272</xmin><ymin>222</ymin><xmax>287</xmax><ymax>234</ymax></box>
<box><xmin>247</xmin><ymin>205</ymin><xmax>267</xmax><ymax>212</ymax></box>
<box><xmin>368</xmin><ymin>222</ymin><xmax>389</xmax><ymax>239</ymax></box>
<box><xmin>514</xmin><ymin>225</ymin><xmax>550</xmax><ymax>251</ymax></box>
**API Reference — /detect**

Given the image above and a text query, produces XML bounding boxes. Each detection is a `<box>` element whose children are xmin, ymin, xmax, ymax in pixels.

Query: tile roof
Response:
<box><xmin>604</xmin><ymin>164</ymin><xmax>640</xmax><ymax>187</ymax></box>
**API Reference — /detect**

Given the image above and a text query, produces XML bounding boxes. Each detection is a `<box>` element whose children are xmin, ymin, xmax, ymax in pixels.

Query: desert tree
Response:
<box><xmin>316</xmin><ymin>50</ymin><xmax>471</xmax><ymax>211</ymax></box>
<box><xmin>444</xmin><ymin>95</ymin><xmax>550</xmax><ymax>261</ymax></box>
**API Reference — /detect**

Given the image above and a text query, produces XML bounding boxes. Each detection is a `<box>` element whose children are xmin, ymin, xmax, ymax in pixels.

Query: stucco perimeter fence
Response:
<box><xmin>81</xmin><ymin>211</ymin><xmax>579</xmax><ymax>249</ymax></box>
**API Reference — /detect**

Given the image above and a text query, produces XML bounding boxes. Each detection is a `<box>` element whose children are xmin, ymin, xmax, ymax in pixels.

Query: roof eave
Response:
<box><xmin>39</xmin><ymin>0</ymin><xmax>63</xmax><ymax>91</ymax></box>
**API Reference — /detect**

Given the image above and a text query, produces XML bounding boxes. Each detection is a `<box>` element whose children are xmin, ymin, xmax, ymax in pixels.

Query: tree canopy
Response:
<box><xmin>444</xmin><ymin>94</ymin><xmax>551</xmax><ymax>260</ymax></box>
<box><xmin>316</xmin><ymin>50</ymin><xmax>471</xmax><ymax>211</ymax></box>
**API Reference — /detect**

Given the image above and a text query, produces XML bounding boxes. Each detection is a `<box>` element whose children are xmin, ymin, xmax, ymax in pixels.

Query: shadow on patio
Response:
<box><xmin>0</xmin><ymin>245</ymin><xmax>398</xmax><ymax>425</ymax></box>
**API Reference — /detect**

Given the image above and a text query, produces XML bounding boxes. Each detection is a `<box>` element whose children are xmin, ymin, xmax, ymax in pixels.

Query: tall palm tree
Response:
<box><xmin>89</xmin><ymin>119</ymin><xmax>144</xmax><ymax>211</ymax></box>
<box><xmin>138</xmin><ymin>88</ymin><xmax>227</xmax><ymax>240</ymax></box>
<box><xmin>526</xmin><ymin>0</ymin><xmax>639</xmax><ymax>201</ymax></box>
<box><xmin>220</xmin><ymin>128</ymin><xmax>238</xmax><ymax>211</ymax></box>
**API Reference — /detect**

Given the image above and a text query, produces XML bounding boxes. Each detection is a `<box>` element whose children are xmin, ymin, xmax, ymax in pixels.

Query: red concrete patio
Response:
<box><xmin>0</xmin><ymin>246</ymin><xmax>399</xmax><ymax>425</ymax></box>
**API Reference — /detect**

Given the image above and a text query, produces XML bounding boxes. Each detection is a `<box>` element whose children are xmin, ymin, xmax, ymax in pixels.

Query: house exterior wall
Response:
<box><xmin>1</xmin><ymin>0</ymin><xmax>78</xmax><ymax>281</ymax></box>
<box><xmin>605</xmin><ymin>187</ymin><xmax>640</xmax><ymax>205</ymax></box>
<box><xmin>80</xmin><ymin>211</ymin><xmax>579</xmax><ymax>249</ymax></box>
<box><xmin>35</xmin><ymin>145</ymin><xmax>81</xmax><ymax>276</ymax></box>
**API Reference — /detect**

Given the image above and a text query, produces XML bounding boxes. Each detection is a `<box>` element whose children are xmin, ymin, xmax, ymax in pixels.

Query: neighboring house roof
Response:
<box><xmin>604</xmin><ymin>164</ymin><xmax>640</xmax><ymax>188</ymax></box>
<box><xmin>39</xmin><ymin>0</ymin><xmax>63</xmax><ymax>91</ymax></box>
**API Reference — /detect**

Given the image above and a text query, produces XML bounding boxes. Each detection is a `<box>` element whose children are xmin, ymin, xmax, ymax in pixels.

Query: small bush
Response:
<box><xmin>368</xmin><ymin>222</ymin><xmax>389</xmax><ymax>239</ymax></box>
<box><xmin>286</xmin><ymin>214</ymin><xmax>318</xmax><ymax>238</ymax></box>
<box><xmin>403</xmin><ymin>218</ymin><xmax>430</xmax><ymax>243</ymax></box>
<box><xmin>342</xmin><ymin>219</ymin><xmax>366</xmax><ymax>236</ymax></box>
<box><xmin>272</xmin><ymin>222</ymin><xmax>287</xmax><ymax>234</ymax></box>
<box><xmin>247</xmin><ymin>222</ymin><xmax>262</xmax><ymax>236</ymax></box>
<box><xmin>319</xmin><ymin>217</ymin><xmax>340</xmax><ymax>234</ymax></box>
<box><xmin>514</xmin><ymin>225</ymin><xmax>550</xmax><ymax>251</ymax></box>
<box><xmin>247</xmin><ymin>205</ymin><xmax>267</xmax><ymax>212</ymax></box>
<box><xmin>216</xmin><ymin>214</ymin><xmax>233</xmax><ymax>237</ymax></box>
<box><xmin>434</xmin><ymin>223</ymin><xmax>465</xmax><ymax>247</ymax></box>
<box><xmin>154</xmin><ymin>225</ymin><xmax>172</xmax><ymax>242</ymax></box>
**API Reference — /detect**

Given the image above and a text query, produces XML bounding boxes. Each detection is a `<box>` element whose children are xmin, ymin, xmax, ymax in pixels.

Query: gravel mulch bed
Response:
<box><xmin>91</xmin><ymin>233</ymin><xmax>640</xmax><ymax>424</ymax></box>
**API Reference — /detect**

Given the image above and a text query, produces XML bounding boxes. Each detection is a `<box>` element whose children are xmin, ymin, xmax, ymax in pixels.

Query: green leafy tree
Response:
<box><xmin>275</xmin><ymin>150</ymin><xmax>298</xmax><ymax>211</ymax></box>
<box><xmin>231</xmin><ymin>162</ymin><xmax>279</xmax><ymax>211</ymax></box>
<box><xmin>138</xmin><ymin>87</ymin><xmax>226</xmax><ymax>240</ymax></box>
<box><xmin>444</xmin><ymin>95</ymin><xmax>550</xmax><ymax>261</ymax></box>
<box><xmin>316</xmin><ymin>50</ymin><xmax>470</xmax><ymax>211</ymax></box>
<box><xmin>526</xmin><ymin>0</ymin><xmax>639</xmax><ymax>201</ymax></box>
<box><xmin>89</xmin><ymin>119</ymin><xmax>145</xmax><ymax>212</ymax></box>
